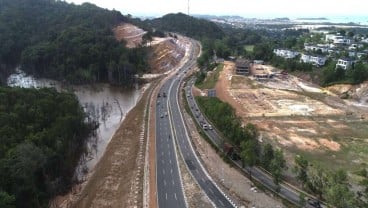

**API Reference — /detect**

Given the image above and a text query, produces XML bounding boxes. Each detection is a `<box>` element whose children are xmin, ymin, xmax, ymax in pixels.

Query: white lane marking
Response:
<box><xmin>171</xmin><ymin>168</ymin><xmax>173</xmax><ymax>174</ymax></box>
<box><xmin>169</xmin><ymin>159</ymin><xmax>172</xmax><ymax>164</ymax></box>
<box><xmin>219</xmin><ymin>200</ymin><xmax>225</xmax><ymax>206</ymax></box>
<box><xmin>163</xmin><ymin>169</ymin><xmax>165</xmax><ymax>175</ymax></box>
<box><xmin>166</xmin><ymin>193</ymin><xmax>168</xmax><ymax>200</ymax></box>
<box><xmin>164</xmin><ymin>179</ymin><xmax>166</xmax><ymax>186</ymax></box>
<box><xmin>172</xmin><ymin>180</ymin><xmax>175</xmax><ymax>185</ymax></box>
<box><xmin>209</xmin><ymin>188</ymin><xmax>214</xmax><ymax>194</ymax></box>
<box><xmin>174</xmin><ymin>193</ymin><xmax>177</xmax><ymax>200</ymax></box>
<box><xmin>161</xmin><ymin>151</ymin><xmax>164</xmax><ymax>156</ymax></box>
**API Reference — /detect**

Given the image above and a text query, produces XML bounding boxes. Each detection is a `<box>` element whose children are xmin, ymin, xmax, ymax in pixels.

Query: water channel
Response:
<box><xmin>7</xmin><ymin>69</ymin><xmax>145</xmax><ymax>179</ymax></box>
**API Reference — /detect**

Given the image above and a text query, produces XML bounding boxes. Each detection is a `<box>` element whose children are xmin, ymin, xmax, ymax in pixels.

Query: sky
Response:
<box><xmin>66</xmin><ymin>0</ymin><xmax>368</xmax><ymax>19</ymax></box>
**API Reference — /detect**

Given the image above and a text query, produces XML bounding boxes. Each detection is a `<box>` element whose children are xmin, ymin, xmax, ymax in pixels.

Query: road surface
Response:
<box><xmin>155</xmin><ymin>38</ymin><xmax>235</xmax><ymax>208</ymax></box>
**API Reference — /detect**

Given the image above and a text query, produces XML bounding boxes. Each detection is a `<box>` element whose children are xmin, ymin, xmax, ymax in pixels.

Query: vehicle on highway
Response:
<box><xmin>202</xmin><ymin>124</ymin><xmax>208</xmax><ymax>130</ymax></box>
<box><xmin>208</xmin><ymin>124</ymin><xmax>213</xmax><ymax>130</ymax></box>
<box><xmin>158</xmin><ymin>93</ymin><xmax>161</xmax><ymax>97</ymax></box>
<box><xmin>165</xmin><ymin>112</ymin><xmax>168</xmax><ymax>117</ymax></box>
<box><xmin>160</xmin><ymin>114</ymin><xmax>164</xmax><ymax>118</ymax></box>
<box><xmin>307</xmin><ymin>198</ymin><xmax>322</xmax><ymax>208</ymax></box>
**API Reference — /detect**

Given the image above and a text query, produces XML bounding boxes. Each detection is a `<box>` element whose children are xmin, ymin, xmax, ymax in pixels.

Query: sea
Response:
<box><xmin>293</xmin><ymin>16</ymin><xmax>368</xmax><ymax>25</ymax></box>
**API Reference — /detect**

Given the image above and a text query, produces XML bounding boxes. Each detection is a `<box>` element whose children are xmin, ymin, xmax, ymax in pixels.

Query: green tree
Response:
<box><xmin>307</xmin><ymin>165</ymin><xmax>328</xmax><ymax>199</ymax></box>
<box><xmin>261</xmin><ymin>143</ymin><xmax>274</xmax><ymax>171</ymax></box>
<box><xmin>0</xmin><ymin>191</ymin><xmax>15</xmax><ymax>208</ymax></box>
<box><xmin>240</xmin><ymin>139</ymin><xmax>259</xmax><ymax>180</ymax></box>
<box><xmin>325</xmin><ymin>183</ymin><xmax>356</xmax><ymax>208</ymax></box>
<box><xmin>293</xmin><ymin>155</ymin><xmax>309</xmax><ymax>188</ymax></box>
<box><xmin>270</xmin><ymin>149</ymin><xmax>286</xmax><ymax>192</ymax></box>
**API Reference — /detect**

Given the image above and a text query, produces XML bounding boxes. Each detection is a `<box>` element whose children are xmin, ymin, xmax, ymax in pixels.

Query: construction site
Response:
<box><xmin>212</xmin><ymin>60</ymin><xmax>368</xmax><ymax>181</ymax></box>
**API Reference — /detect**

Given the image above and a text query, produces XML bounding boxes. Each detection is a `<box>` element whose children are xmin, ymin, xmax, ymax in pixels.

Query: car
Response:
<box><xmin>208</xmin><ymin>125</ymin><xmax>213</xmax><ymax>130</ymax></box>
<box><xmin>160</xmin><ymin>114</ymin><xmax>164</xmax><ymax>118</ymax></box>
<box><xmin>165</xmin><ymin>112</ymin><xmax>168</xmax><ymax>117</ymax></box>
<box><xmin>307</xmin><ymin>198</ymin><xmax>322</xmax><ymax>208</ymax></box>
<box><xmin>195</xmin><ymin>108</ymin><xmax>198</xmax><ymax>111</ymax></box>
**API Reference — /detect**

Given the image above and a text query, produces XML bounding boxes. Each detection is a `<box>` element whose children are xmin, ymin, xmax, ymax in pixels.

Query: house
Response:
<box><xmin>300</xmin><ymin>54</ymin><xmax>327</xmax><ymax>66</ymax></box>
<box><xmin>273</xmin><ymin>49</ymin><xmax>299</xmax><ymax>59</ymax></box>
<box><xmin>325</xmin><ymin>34</ymin><xmax>351</xmax><ymax>45</ymax></box>
<box><xmin>235</xmin><ymin>59</ymin><xmax>250</xmax><ymax>75</ymax></box>
<box><xmin>304</xmin><ymin>44</ymin><xmax>329</xmax><ymax>53</ymax></box>
<box><xmin>336</xmin><ymin>58</ymin><xmax>354</xmax><ymax>70</ymax></box>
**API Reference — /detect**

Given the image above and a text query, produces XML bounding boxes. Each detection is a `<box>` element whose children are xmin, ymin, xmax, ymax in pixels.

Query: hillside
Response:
<box><xmin>147</xmin><ymin>13</ymin><xmax>225</xmax><ymax>40</ymax></box>
<box><xmin>0</xmin><ymin>0</ymin><xmax>148</xmax><ymax>85</ymax></box>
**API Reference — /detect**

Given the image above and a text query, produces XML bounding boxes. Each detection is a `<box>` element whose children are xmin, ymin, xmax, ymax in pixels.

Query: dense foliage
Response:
<box><xmin>0</xmin><ymin>0</ymin><xmax>149</xmax><ymax>85</ymax></box>
<box><xmin>321</xmin><ymin>61</ymin><xmax>368</xmax><ymax>86</ymax></box>
<box><xmin>0</xmin><ymin>87</ymin><xmax>92</xmax><ymax>207</ymax></box>
<box><xmin>147</xmin><ymin>13</ymin><xmax>225</xmax><ymax>40</ymax></box>
<box><xmin>196</xmin><ymin>97</ymin><xmax>252</xmax><ymax>146</ymax></box>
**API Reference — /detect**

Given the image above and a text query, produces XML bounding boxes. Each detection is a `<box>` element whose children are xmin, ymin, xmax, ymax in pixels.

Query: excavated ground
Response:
<box><xmin>210</xmin><ymin>61</ymin><xmax>368</xmax><ymax>184</ymax></box>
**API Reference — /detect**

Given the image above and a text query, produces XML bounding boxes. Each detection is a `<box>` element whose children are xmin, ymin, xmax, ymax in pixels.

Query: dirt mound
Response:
<box><xmin>113</xmin><ymin>23</ymin><xmax>146</xmax><ymax>48</ymax></box>
<box><xmin>326</xmin><ymin>81</ymin><xmax>368</xmax><ymax>102</ymax></box>
<box><xmin>148</xmin><ymin>38</ymin><xmax>186</xmax><ymax>73</ymax></box>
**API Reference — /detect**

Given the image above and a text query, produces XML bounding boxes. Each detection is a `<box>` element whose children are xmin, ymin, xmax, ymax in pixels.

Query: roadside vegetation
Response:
<box><xmin>0</xmin><ymin>87</ymin><xmax>93</xmax><ymax>207</ymax></box>
<box><xmin>0</xmin><ymin>0</ymin><xmax>149</xmax><ymax>86</ymax></box>
<box><xmin>195</xmin><ymin>63</ymin><xmax>223</xmax><ymax>89</ymax></box>
<box><xmin>196</xmin><ymin>97</ymin><xmax>287</xmax><ymax>191</ymax></box>
<box><xmin>195</xmin><ymin>96</ymin><xmax>368</xmax><ymax>207</ymax></box>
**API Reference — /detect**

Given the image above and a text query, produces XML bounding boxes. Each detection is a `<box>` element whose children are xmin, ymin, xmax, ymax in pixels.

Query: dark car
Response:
<box><xmin>307</xmin><ymin>198</ymin><xmax>322</xmax><ymax>208</ymax></box>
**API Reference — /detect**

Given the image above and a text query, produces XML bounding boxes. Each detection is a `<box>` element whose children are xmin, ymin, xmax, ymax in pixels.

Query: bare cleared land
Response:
<box><xmin>213</xmin><ymin>61</ymin><xmax>368</xmax><ymax>184</ymax></box>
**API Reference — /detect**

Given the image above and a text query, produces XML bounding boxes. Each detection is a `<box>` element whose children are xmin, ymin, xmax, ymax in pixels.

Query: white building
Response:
<box><xmin>273</xmin><ymin>49</ymin><xmax>299</xmax><ymax>59</ymax></box>
<box><xmin>300</xmin><ymin>54</ymin><xmax>327</xmax><ymax>66</ymax></box>
<box><xmin>304</xmin><ymin>44</ymin><xmax>329</xmax><ymax>53</ymax></box>
<box><xmin>336</xmin><ymin>58</ymin><xmax>354</xmax><ymax>70</ymax></box>
<box><xmin>325</xmin><ymin>34</ymin><xmax>351</xmax><ymax>45</ymax></box>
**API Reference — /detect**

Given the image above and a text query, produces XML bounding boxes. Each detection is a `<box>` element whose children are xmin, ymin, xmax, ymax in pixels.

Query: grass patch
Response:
<box><xmin>196</xmin><ymin>63</ymin><xmax>224</xmax><ymax>89</ymax></box>
<box><xmin>244</xmin><ymin>45</ymin><xmax>254</xmax><ymax>53</ymax></box>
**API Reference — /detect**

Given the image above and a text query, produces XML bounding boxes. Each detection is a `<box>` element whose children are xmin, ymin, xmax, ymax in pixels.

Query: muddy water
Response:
<box><xmin>7</xmin><ymin>69</ymin><xmax>144</xmax><ymax>179</ymax></box>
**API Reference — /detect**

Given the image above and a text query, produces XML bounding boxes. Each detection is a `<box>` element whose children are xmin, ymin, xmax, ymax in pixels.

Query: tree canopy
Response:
<box><xmin>0</xmin><ymin>87</ymin><xmax>93</xmax><ymax>207</ymax></box>
<box><xmin>0</xmin><ymin>0</ymin><xmax>149</xmax><ymax>85</ymax></box>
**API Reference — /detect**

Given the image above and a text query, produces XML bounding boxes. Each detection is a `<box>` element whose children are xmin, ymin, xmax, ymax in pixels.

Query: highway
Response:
<box><xmin>155</xmin><ymin>38</ymin><xmax>235</xmax><ymax>208</ymax></box>
<box><xmin>156</xmin><ymin>80</ymin><xmax>186</xmax><ymax>207</ymax></box>
<box><xmin>185</xmin><ymin>77</ymin><xmax>319</xmax><ymax>208</ymax></box>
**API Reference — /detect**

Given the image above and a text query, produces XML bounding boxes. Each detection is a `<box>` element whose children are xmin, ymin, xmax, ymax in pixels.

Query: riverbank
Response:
<box><xmin>52</xmin><ymin>80</ymin><xmax>154</xmax><ymax>207</ymax></box>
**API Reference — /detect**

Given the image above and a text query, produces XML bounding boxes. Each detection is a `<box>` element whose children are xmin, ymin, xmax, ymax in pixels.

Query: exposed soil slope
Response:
<box><xmin>148</xmin><ymin>37</ymin><xmax>186</xmax><ymax>73</ymax></box>
<box><xmin>113</xmin><ymin>23</ymin><xmax>146</xmax><ymax>48</ymax></box>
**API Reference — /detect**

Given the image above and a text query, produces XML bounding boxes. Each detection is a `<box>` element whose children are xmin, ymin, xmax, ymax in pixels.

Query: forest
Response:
<box><xmin>0</xmin><ymin>0</ymin><xmax>149</xmax><ymax>86</ymax></box>
<box><xmin>0</xmin><ymin>87</ymin><xmax>93</xmax><ymax>207</ymax></box>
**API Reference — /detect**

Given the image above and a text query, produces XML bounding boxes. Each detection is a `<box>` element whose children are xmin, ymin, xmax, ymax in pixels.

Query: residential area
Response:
<box><xmin>273</xmin><ymin>30</ymin><xmax>368</xmax><ymax>70</ymax></box>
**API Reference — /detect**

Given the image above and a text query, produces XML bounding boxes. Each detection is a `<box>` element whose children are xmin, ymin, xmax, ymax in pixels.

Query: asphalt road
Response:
<box><xmin>185</xmin><ymin>77</ymin><xmax>321</xmax><ymax>208</ymax></box>
<box><xmin>156</xmin><ymin>39</ymin><xmax>235</xmax><ymax>208</ymax></box>
<box><xmin>156</xmin><ymin>80</ymin><xmax>186</xmax><ymax>208</ymax></box>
